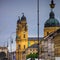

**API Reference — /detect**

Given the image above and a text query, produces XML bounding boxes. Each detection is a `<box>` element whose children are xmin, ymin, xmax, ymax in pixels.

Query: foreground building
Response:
<box><xmin>39</xmin><ymin>0</ymin><xmax>60</xmax><ymax>60</ymax></box>
<box><xmin>39</xmin><ymin>29</ymin><xmax>60</xmax><ymax>60</ymax></box>
<box><xmin>26</xmin><ymin>44</ymin><xmax>38</xmax><ymax>55</ymax></box>
<box><xmin>16</xmin><ymin>14</ymin><xmax>42</xmax><ymax>60</ymax></box>
<box><xmin>0</xmin><ymin>46</ymin><xmax>8</xmax><ymax>60</ymax></box>
<box><xmin>16</xmin><ymin>0</ymin><xmax>60</xmax><ymax>60</ymax></box>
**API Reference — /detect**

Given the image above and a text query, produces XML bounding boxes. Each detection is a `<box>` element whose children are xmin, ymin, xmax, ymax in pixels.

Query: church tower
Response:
<box><xmin>16</xmin><ymin>13</ymin><xmax>28</xmax><ymax>60</ymax></box>
<box><xmin>44</xmin><ymin>0</ymin><xmax>60</xmax><ymax>37</ymax></box>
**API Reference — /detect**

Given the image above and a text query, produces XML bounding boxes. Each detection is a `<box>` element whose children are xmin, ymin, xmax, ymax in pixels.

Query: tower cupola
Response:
<box><xmin>44</xmin><ymin>0</ymin><xmax>60</xmax><ymax>37</ymax></box>
<box><xmin>17</xmin><ymin>16</ymin><xmax>21</xmax><ymax>24</ymax></box>
<box><xmin>44</xmin><ymin>0</ymin><xmax>60</xmax><ymax>27</ymax></box>
<box><xmin>49</xmin><ymin>11</ymin><xmax>55</xmax><ymax>18</ymax></box>
<box><xmin>21</xmin><ymin>13</ymin><xmax>26</xmax><ymax>21</ymax></box>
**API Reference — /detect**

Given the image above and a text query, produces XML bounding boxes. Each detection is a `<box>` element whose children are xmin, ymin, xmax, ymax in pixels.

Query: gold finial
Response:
<box><xmin>50</xmin><ymin>0</ymin><xmax>55</xmax><ymax>9</ymax></box>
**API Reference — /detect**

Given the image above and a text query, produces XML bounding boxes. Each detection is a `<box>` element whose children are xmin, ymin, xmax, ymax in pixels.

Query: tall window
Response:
<box><xmin>18</xmin><ymin>45</ymin><xmax>20</xmax><ymax>49</ymax></box>
<box><xmin>24</xmin><ymin>34</ymin><xmax>25</xmax><ymax>38</ymax></box>
<box><xmin>47</xmin><ymin>32</ymin><xmax>49</xmax><ymax>35</ymax></box>
<box><xmin>24</xmin><ymin>45</ymin><xmax>25</xmax><ymax>49</ymax></box>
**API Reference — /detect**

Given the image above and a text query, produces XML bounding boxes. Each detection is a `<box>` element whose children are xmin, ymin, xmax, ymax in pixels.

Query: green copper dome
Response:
<box><xmin>44</xmin><ymin>11</ymin><xmax>60</xmax><ymax>27</ymax></box>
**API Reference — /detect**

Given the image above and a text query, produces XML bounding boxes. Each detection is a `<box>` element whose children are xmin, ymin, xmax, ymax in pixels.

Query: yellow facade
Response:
<box><xmin>53</xmin><ymin>32</ymin><xmax>60</xmax><ymax>56</ymax></box>
<box><xmin>16</xmin><ymin>15</ymin><xmax>28</xmax><ymax>60</ymax></box>
<box><xmin>26</xmin><ymin>48</ymin><xmax>38</xmax><ymax>55</ymax></box>
<box><xmin>16</xmin><ymin>11</ymin><xmax>60</xmax><ymax>60</ymax></box>
<box><xmin>28</xmin><ymin>40</ymin><xmax>38</xmax><ymax>47</ymax></box>
<box><xmin>16</xmin><ymin>17</ymin><xmax>60</xmax><ymax>60</ymax></box>
<box><xmin>16</xmin><ymin>15</ymin><xmax>37</xmax><ymax>60</ymax></box>
<box><xmin>44</xmin><ymin>27</ymin><xmax>60</xmax><ymax>37</ymax></box>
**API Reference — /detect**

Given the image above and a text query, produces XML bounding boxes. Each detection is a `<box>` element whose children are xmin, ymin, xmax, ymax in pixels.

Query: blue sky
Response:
<box><xmin>0</xmin><ymin>0</ymin><xmax>60</xmax><ymax>51</ymax></box>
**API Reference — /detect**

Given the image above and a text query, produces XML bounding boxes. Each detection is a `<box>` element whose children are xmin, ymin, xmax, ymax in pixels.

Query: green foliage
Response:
<box><xmin>26</xmin><ymin>53</ymin><xmax>38</xmax><ymax>59</ymax></box>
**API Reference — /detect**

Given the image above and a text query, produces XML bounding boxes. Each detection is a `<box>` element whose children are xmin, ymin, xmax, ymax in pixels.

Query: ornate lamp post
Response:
<box><xmin>10</xmin><ymin>32</ymin><xmax>16</xmax><ymax>60</ymax></box>
<box><xmin>10</xmin><ymin>32</ymin><xmax>16</xmax><ymax>52</ymax></box>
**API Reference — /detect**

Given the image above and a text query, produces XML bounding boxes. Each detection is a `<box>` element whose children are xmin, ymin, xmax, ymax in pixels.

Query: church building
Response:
<box><xmin>16</xmin><ymin>0</ymin><xmax>60</xmax><ymax>60</ymax></box>
<box><xmin>16</xmin><ymin>14</ymin><xmax>40</xmax><ymax>60</ymax></box>
<box><xmin>39</xmin><ymin>0</ymin><xmax>60</xmax><ymax>60</ymax></box>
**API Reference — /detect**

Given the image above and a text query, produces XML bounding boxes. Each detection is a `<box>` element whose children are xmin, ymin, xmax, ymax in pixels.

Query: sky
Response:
<box><xmin>0</xmin><ymin>0</ymin><xmax>60</xmax><ymax>51</ymax></box>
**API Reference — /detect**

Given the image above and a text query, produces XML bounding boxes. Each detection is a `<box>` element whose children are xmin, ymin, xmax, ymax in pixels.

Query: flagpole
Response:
<box><xmin>37</xmin><ymin>0</ymin><xmax>39</xmax><ymax>60</ymax></box>
<box><xmin>10</xmin><ymin>36</ymin><xmax>13</xmax><ymax>60</ymax></box>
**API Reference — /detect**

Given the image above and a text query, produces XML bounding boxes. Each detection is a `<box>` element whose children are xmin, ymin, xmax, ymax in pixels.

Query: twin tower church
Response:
<box><xmin>16</xmin><ymin>0</ymin><xmax>60</xmax><ymax>60</ymax></box>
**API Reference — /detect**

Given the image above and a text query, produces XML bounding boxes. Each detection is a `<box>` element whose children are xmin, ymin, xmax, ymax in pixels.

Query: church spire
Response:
<box><xmin>50</xmin><ymin>0</ymin><xmax>55</xmax><ymax>10</ymax></box>
<box><xmin>18</xmin><ymin>16</ymin><xmax>20</xmax><ymax>20</ymax></box>
<box><xmin>21</xmin><ymin>13</ymin><xmax>26</xmax><ymax>21</ymax></box>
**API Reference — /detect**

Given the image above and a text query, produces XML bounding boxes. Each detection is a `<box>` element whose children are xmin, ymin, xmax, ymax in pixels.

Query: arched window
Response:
<box><xmin>18</xmin><ymin>45</ymin><xmax>20</xmax><ymax>49</ymax></box>
<box><xmin>0</xmin><ymin>52</ymin><xmax>6</xmax><ymax>58</ymax></box>
<box><xmin>24</xmin><ymin>45</ymin><xmax>25</xmax><ymax>49</ymax></box>
<box><xmin>24</xmin><ymin>34</ymin><xmax>25</xmax><ymax>38</ymax></box>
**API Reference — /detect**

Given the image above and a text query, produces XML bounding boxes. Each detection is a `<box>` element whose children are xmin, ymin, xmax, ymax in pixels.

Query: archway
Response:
<box><xmin>0</xmin><ymin>52</ymin><xmax>6</xmax><ymax>60</ymax></box>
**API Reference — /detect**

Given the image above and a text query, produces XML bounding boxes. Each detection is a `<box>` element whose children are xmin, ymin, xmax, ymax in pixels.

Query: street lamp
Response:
<box><xmin>10</xmin><ymin>32</ymin><xmax>16</xmax><ymax>52</ymax></box>
<box><xmin>10</xmin><ymin>32</ymin><xmax>16</xmax><ymax>60</ymax></box>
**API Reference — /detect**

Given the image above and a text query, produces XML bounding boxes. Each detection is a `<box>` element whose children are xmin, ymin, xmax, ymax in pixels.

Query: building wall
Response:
<box><xmin>16</xmin><ymin>15</ymin><xmax>39</xmax><ymax>60</ymax></box>
<box><xmin>28</xmin><ymin>40</ymin><xmax>38</xmax><ymax>47</ymax></box>
<box><xmin>0</xmin><ymin>47</ymin><xmax>8</xmax><ymax>56</ymax></box>
<box><xmin>44</xmin><ymin>27</ymin><xmax>60</xmax><ymax>37</ymax></box>
<box><xmin>53</xmin><ymin>33</ymin><xmax>60</xmax><ymax>57</ymax></box>
<box><xmin>39</xmin><ymin>37</ymin><xmax>55</xmax><ymax>60</ymax></box>
<box><xmin>16</xmin><ymin>17</ymin><xmax>28</xmax><ymax>60</ymax></box>
<box><xmin>26</xmin><ymin>48</ymin><xmax>38</xmax><ymax>55</ymax></box>
<box><xmin>16</xmin><ymin>39</ymin><xmax>38</xmax><ymax>60</ymax></box>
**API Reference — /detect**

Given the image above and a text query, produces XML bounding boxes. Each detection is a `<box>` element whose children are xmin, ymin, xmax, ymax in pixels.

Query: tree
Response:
<box><xmin>26</xmin><ymin>53</ymin><xmax>38</xmax><ymax>59</ymax></box>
